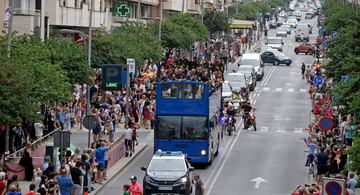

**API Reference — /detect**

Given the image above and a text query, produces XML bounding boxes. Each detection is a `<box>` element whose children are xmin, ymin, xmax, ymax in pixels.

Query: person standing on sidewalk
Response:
<box><xmin>70</xmin><ymin>161</ymin><xmax>84</xmax><ymax>195</ymax></box>
<box><xmin>56</xmin><ymin>169</ymin><xmax>73</xmax><ymax>195</ymax></box>
<box><xmin>193</xmin><ymin>174</ymin><xmax>205</xmax><ymax>195</ymax></box>
<box><xmin>124</xmin><ymin>124</ymin><xmax>133</xmax><ymax>157</ymax></box>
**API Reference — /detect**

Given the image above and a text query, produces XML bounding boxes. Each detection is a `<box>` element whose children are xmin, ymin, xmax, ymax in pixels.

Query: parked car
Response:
<box><xmin>238</xmin><ymin>65</ymin><xmax>257</xmax><ymax>91</ymax></box>
<box><xmin>276</xmin><ymin>18</ymin><xmax>285</xmax><ymax>27</ymax></box>
<box><xmin>276</xmin><ymin>27</ymin><xmax>288</xmax><ymax>37</ymax></box>
<box><xmin>287</xmin><ymin>19</ymin><xmax>298</xmax><ymax>28</ymax></box>
<box><xmin>265</xmin><ymin>37</ymin><xmax>284</xmax><ymax>52</ymax></box>
<box><xmin>294</xmin><ymin>43</ymin><xmax>316</xmax><ymax>55</ymax></box>
<box><xmin>239</xmin><ymin>53</ymin><xmax>264</xmax><ymax>81</ymax></box>
<box><xmin>269</xmin><ymin>20</ymin><xmax>277</xmax><ymax>29</ymax></box>
<box><xmin>295</xmin><ymin>33</ymin><xmax>310</xmax><ymax>42</ymax></box>
<box><xmin>222</xmin><ymin>81</ymin><xmax>233</xmax><ymax>103</ymax></box>
<box><xmin>305</xmin><ymin>12</ymin><xmax>314</xmax><ymax>19</ymax></box>
<box><xmin>225</xmin><ymin>73</ymin><xmax>249</xmax><ymax>93</ymax></box>
<box><xmin>261</xmin><ymin>49</ymin><xmax>292</xmax><ymax>66</ymax></box>
<box><xmin>281</xmin><ymin>24</ymin><xmax>292</xmax><ymax>34</ymax></box>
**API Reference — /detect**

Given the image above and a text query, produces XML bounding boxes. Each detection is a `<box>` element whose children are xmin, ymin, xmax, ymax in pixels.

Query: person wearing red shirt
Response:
<box><xmin>25</xmin><ymin>183</ymin><xmax>37</xmax><ymax>195</ymax></box>
<box><xmin>129</xmin><ymin>176</ymin><xmax>142</xmax><ymax>195</ymax></box>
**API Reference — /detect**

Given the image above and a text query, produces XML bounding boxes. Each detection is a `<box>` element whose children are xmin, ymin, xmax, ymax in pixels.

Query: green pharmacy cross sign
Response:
<box><xmin>116</xmin><ymin>3</ymin><xmax>130</xmax><ymax>17</ymax></box>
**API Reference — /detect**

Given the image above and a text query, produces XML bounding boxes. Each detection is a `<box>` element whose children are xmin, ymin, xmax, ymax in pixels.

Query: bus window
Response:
<box><xmin>162</xmin><ymin>84</ymin><xmax>178</xmax><ymax>99</ymax></box>
<box><xmin>156</xmin><ymin>116</ymin><xmax>181</xmax><ymax>139</ymax></box>
<box><xmin>182</xmin><ymin>116</ymin><xmax>208</xmax><ymax>140</ymax></box>
<box><xmin>180</xmin><ymin>84</ymin><xmax>194</xmax><ymax>99</ymax></box>
<box><xmin>192</xmin><ymin>84</ymin><xmax>205</xmax><ymax>99</ymax></box>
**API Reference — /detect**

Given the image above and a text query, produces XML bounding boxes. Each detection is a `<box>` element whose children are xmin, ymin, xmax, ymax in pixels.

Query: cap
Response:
<box><xmin>129</xmin><ymin>176</ymin><xmax>137</xmax><ymax>180</ymax></box>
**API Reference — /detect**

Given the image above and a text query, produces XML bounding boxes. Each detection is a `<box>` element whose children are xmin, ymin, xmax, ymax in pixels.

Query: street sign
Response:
<box><xmin>341</xmin><ymin>75</ymin><xmax>351</xmax><ymax>81</ymax></box>
<box><xmin>127</xmin><ymin>58</ymin><xmax>136</xmax><ymax>75</ymax></box>
<box><xmin>115</xmin><ymin>3</ymin><xmax>130</xmax><ymax>17</ymax></box>
<box><xmin>82</xmin><ymin>115</ymin><xmax>97</xmax><ymax>130</ymax></box>
<box><xmin>319</xmin><ymin>117</ymin><xmax>335</xmax><ymax>132</ymax></box>
<box><xmin>101</xmin><ymin>64</ymin><xmax>128</xmax><ymax>90</ymax></box>
<box><xmin>54</xmin><ymin>131</ymin><xmax>71</xmax><ymax>148</ymax></box>
<box><xmin>313</xmin><ymin>76</ymin><xmax>324</xmax><ymax>86</ymax></box>
<box><xmin>322</xmin><ymin>177</ymin><xmax>345</xmax><ymax>195</ymax></box>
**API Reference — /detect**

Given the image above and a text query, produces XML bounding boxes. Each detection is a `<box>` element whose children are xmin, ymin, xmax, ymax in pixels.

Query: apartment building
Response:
<box><xmin>1</xmin><ymin>0</ymin><xmax>111</xmax><ymax>40</ymax></box>
<box><xmin>0</xmin><ymin>0</ymin><xmax>47</xmax><ymax>39</ymax></box>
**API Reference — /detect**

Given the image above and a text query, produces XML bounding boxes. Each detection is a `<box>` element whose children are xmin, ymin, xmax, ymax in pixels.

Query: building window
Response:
<box><xmin>13</xmin><ymin>0</ymin><xmax>21</xmax><ymax>8</ymax></box>
<box><xmin>141</xmin><ymin>5</ymin><xmax>152</xmax><ymax>18</ymax></box>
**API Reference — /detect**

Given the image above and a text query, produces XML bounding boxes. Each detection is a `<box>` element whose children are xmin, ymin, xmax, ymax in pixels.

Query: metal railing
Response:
<box><xmin>6</xmin><ymin>128</ymin><xmax>62</xmax><ymax>161</ymax></box>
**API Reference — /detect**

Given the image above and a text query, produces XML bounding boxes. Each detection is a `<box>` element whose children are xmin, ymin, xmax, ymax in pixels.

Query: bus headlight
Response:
<box><xmin>200</xmin><ymin>150</ymin><xmax>206</xmax><ymax>156</ymax></box>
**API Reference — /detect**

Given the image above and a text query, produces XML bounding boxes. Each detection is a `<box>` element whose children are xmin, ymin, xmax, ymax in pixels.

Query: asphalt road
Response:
<box><xmin>96</xmin><ymin>4</ymin><xmax>319</xmax><ymax>195</ymax></box>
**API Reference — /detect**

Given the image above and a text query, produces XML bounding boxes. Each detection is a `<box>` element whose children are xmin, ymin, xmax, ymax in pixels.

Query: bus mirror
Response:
<box><xmin>210</xmin><ymin>121</ymin><xmax>215</xmax><ymax>128</ymax></box>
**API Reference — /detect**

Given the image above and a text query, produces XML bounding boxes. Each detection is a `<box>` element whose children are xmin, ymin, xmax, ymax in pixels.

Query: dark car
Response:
<box><xmin>261</xmin><ymin>49</ymin><xmax>292</xmax><ymax>66</ymax></box>
<box><xmin>142</xmin><ymin>151</ymin><xmax>194</xmax><ymax>195</ymax></box>
<box><xmin>295</xmin><ymin>34</ymin><xmax>310</xmax><ymax>42</ymax></box>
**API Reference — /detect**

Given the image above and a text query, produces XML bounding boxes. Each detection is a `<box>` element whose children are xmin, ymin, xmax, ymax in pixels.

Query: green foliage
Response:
<box><xmin>322</xmin><ymin>0</ymin><xmax>360</xmax><ymax>174</ymax></box>
<box><xmin>346</xmin><ymin>134</ymin><xmax>360</xmax><ymax>173</ymax></box>
<box><xmin>203</xmin><ymin>10</ymin><xmax>231</xmax><ymax>34</ymax></box>
<box><xmin>46</xmin><ymin>38</ymin><xmax>93</xmax><ymax>85</ymax></box>
<box><xmin>229</xmin><ymin>0</ymin><xmax>289</xmax><ymax>20</ymax></box>
<box><xmin>154</xmin><ymin>13</ymin><xmax>209</xmax><ymax>49</ymax></box>
<box><xmin>92</xmin><ymin>22</ymin><xmax>162</xmax><ymax>68</ymax></box>
<box><xmin>0</xmin><ymin>35</ymin><xmax>71</xmax><ymax>125</ymax></box>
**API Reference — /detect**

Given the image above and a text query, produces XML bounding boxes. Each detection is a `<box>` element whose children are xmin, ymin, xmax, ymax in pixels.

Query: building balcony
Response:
<box><xmin>162</xmin><ymin>0</ymin><xmax>183</xmax><ymax>12</ymax></box>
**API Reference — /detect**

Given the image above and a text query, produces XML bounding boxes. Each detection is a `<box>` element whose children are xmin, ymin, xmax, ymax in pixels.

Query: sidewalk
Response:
<box><xmin>17</xmin><ymin>141</ymin><xmax>148</xmax><ymax>194</ymax></box>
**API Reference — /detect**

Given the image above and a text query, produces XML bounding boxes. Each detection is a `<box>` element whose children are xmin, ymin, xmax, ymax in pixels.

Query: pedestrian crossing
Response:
<box><xmin>258</xmin><ymin>87</ymin><xmax>307</xmax><ymax>93</ymax></box>
<box><xmin>255</xmin><ymin>126</ymin><xmax>306</xmax><ymax>134</ymax></box>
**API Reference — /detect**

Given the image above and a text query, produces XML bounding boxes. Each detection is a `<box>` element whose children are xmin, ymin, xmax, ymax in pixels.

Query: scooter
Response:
<box><xmin>243</xmin><ymin>110</ymin><xmax>257</xmax><ymax>131</ymax></box>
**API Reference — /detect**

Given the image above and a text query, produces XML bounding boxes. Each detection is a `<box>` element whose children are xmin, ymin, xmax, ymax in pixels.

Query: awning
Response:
<box><xmin>230</xmin><ymin>20</ymin><xmax>255</xmax><ymax>29</ymax></box>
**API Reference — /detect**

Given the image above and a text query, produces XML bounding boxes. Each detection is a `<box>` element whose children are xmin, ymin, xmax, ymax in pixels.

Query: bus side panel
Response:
<box><xmin>154</xmin><ymin>140</ymin><xmax>209</xmax><ymax>163</ymax></box>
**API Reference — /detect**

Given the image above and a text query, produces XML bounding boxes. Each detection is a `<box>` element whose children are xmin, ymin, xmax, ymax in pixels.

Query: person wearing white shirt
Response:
<box><xmin>124</xmin><ymin>125</ymin><xmax>133</xmax><ymax>157</ymax></box>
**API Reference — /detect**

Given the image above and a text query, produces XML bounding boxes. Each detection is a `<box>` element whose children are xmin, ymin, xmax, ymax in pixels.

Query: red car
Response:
<box><xmin>294</xmin><ymin>43</ymin><xmax>316</xmax><ymax>55</ymax></box>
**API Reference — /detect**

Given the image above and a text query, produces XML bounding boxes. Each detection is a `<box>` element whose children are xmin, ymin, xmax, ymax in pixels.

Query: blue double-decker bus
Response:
<box><xmin>154</xmin><ymin>81</ymin><xmax>222</xmax><ymax>164</ymax></box>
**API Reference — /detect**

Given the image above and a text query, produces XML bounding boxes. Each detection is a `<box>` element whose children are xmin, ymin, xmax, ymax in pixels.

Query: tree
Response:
<box><xmin>203</xmin><ymin>10</ymin><xmax>230</xmax><ymax>34</ymax></box>
<box><xmin>155</xmin><ymin>13</ymin><xmax>209</xmax><ymax>49</ymax></box>
<box><xmin>0</xmin><ymin>35</ymin><xmax>71</xmax><ymax>125</ymax></box>
<box><xmin>92</xmin><ymin>22</ymin><xmax>162</xmax><ymax>68</ymax></box>
<box><xmin>46</xmin><ymin>38</ymin><xmax>93</xmax><ymax>85</ymax></box>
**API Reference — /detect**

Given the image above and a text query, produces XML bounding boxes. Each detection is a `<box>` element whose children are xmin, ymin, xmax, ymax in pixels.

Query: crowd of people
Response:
<box><xmin>292</xmin><ymin>45</ymin><xmax>358</xmax><ymax>194</ymax></box>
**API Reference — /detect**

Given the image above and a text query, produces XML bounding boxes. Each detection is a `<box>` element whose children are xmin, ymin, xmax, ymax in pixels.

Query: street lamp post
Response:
<box><xmin>159</xmin><ymin>0</ymin><xmax>163</xmax><ymax>40</ymax></box>
<box><xmin>87</xmin><ymin>0</ymin><xmax>94</xmax><ymax>148</ymax></box>
<box><xmin>137</xmin><ymin>0</ymin><xmax>141</xmax><ymax>22</ymax></box>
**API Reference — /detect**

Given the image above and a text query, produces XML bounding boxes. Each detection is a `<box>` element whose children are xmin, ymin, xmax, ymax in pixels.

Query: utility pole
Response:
<box><xmin>137</xmin><ymin>0</ymin><xmax>141</xmax><ymax>22</ymax></box>
<box><xmin>201</xmin><ymin>0</ymin><xmax>205</xmax><ymax>23</ymax></box>
<box><xmin>159</xmin><ymin>0</ymin><xmax>163</xmax><ymax>40</ymax></box>
<box><xmin>87</xmin><ymin>0</ymin><xmax>94</xmax><ymax>147</ymax></box>
<box><xmin>7</xmin><ymin>0</ymin><xmax>14</xmax><ymax>59</ymax></box>
<box><xmin>182</xmin><ymin>0</ymin><xmax>186</xmax><ymax>13</ymax></box>
<box><xmin>5</xmin><ymin>0</ymin><xmax>14</xmax><ymax>156</ymax></box>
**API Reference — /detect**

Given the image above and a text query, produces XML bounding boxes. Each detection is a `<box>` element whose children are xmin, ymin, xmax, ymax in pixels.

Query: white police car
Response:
<box><xmin>141</xmin><ymin>151</ymin><xmax>194</xmax><ymax>195</ymax></box>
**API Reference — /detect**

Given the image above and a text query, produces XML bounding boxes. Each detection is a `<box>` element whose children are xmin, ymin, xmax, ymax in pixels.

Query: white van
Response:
<box><xmin>238</xmin><ymin>53</ymin><xmax>264</xmax><ymax>81</ymax></box>
<box><xmin>265</xmin><ymin>37</ymin><xmax>284</xmax><ymax>52</ymax></box>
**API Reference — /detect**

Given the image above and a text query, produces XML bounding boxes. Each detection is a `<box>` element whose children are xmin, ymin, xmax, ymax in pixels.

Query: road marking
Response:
<box><xmin>204</xmin><ymin>120</ymin><xmax>243</xmax><ymax>188</ymax></box>
<box><xmin>253</xmin><ymin>100</ymin><xmax>257</xmax><ymax>105</ymax></box>
<box><xmin>263</xmin><ymin>87</ymin><xmax>270</xmax><ymax>91</ymax></box>
<box><xmin>260</xmin><ymin>127</ymin><xmax>268</xmax><ymax>133</ymax></box>
<box><xmin>276</xmin><ymin>129</ymin><xmax>286</xmax><ymax>133</ymax></box>
<box><xmin>275</xmin><ymin>88</ymin><xmax>282</xmax><ymax>92</ymax></box>
<box><xmin>288</xmin><ymin>88</ymin><xmax>294</xmax><ymax>92</ymax></box>
<box><xmin>286</xmin><ymin>82</ymin><xmax>291</xmax><ymax>86</ymax></box>
<box><xmin>261</xmin><ymin>66</ymin><xmax>276</xmax><ymax>86</ymax></box>
<box><xmin>294</xmin><ymin>128</ymin><xmax>304</xmax><ymax>133</ymax></box>
<box><xmin>256</xmin><ymin>93</ymin><xmax>260</xmax><ymax>97</ymax></box>
<box><xmin>299</xmin><ymin>88</ymin><xmax>306</xmax><ymax>93</ymax></box>
<box><xmin>250</xmin><ymin>177</ymin><xmax>268</xmax><ymax>189</ymax></box>
<box><xmin>206</xmin><ymin>121</ymin><xmax>243</xmax><ymax>195</ymax></box>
